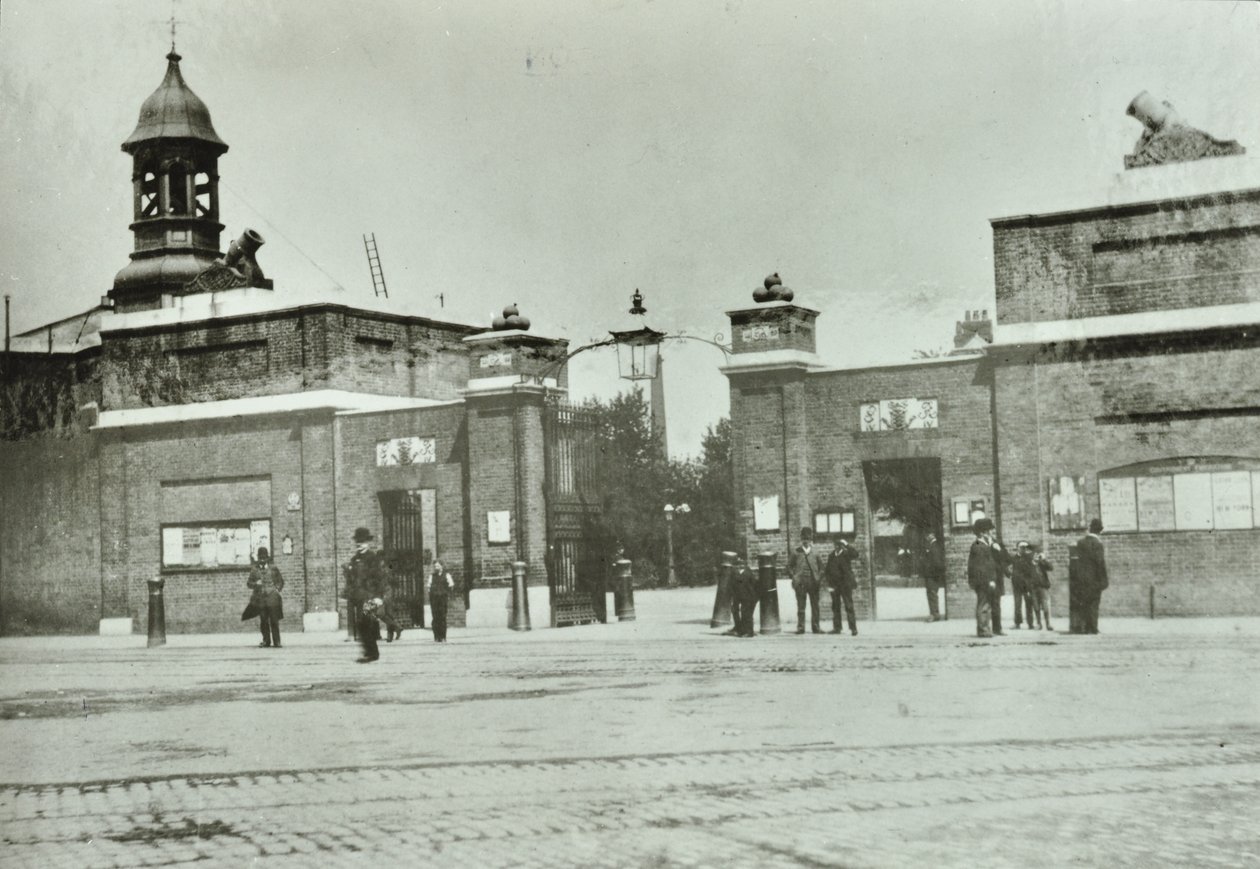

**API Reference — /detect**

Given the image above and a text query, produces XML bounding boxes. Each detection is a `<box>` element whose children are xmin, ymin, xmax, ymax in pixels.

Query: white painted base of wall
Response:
<box><xmin>99</xmin><ymin>617</ymin><xmax>134</xmax><ymax>636</ymax></box>
<box><xmin>465</xmin><ymin>586</ymin><xmax>550</xmax><ymax>629</ymax></box>
<box><xmin>303</xmin><ymin>611</ymin><xmax>340</xmax><ymax>632</ymax></box>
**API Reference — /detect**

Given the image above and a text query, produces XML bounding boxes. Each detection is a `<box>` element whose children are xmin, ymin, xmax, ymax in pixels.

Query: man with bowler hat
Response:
<box><xmin>344</xmin><ymin>527</ymin><xmax>389</xmax><ymax>662</ymax></box>
<box><xmin>967</xmin><ymin>517</ymin><xmax>999</xmax><ymax>638</ymax></box>
<box><xmin>789</xmin><ymin>527</ymin><xmax>826</xmax><ymax>634</ymax></box>
<box><xmin>921</xmin><ymin>532</ymin><xmax>946</xmax><ymax>622</ymax></box>
<box><xmin>1076</xmin><ymin>519</ymin><xmax>1108</xmax><ymax>634</ymax></box>
<box><xmin>825</xmin><ymin>536</ymin><xmax>859</xmax><ymax>635</ymax></box>
<box><xmin>246</xmin><ymin>547</ymin><xmax>284</xmax><ymax>648</ymax></box>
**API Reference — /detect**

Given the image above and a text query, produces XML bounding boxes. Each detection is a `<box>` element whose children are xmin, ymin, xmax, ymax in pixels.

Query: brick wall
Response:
<box><xmin>992</xmin><ymin>188</ymin><xmax>1260</xmax><ymax>324</ymax></box>
<box><xmin>994</xmin><ymin>332</ymin><xmax>1260</xmax><ymax>616</ymax></box>
<box><xmin>334</xmin><ymin>404</ymin><xmax>470</xmax><ymax>626</ymax></box>
<box><xmin>100</xmin><ymin>305</ymin><xmax>476</xmax><ymax>411</ymax></box>
<box><xmin>0</xmin><ymin>434</ymin><xmax>102</xmax><ymax>633</ymax></box>
<box><xmin>103</xmin><ymin>416</ymin><xmax>312</xmax><ymax>633</ymax></box>
<box><xmin>728</xmin><ymin>357</ymin><xmax>995</xmax><ymax>621</ymax></box>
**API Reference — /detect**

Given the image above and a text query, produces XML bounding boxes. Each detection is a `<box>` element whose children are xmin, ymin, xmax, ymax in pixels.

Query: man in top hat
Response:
<box><xmin>1075</xmin><ymin>519</ymin><xmax>1108</xmax><ymax>634</ymax></box>
<box><xmin>789</xmin><ymin>527</ymin><xmax>826</xmax><ymax>634</ymax></box>
<box><xmin>343</xmin><ymin>526</ymin><xmax>389</xmax><ymax>662</ymax></box>
<box><xmin>967</xmin><ymin>517</ymin><xmax>1001</xmax><ymax>638</ymax></box>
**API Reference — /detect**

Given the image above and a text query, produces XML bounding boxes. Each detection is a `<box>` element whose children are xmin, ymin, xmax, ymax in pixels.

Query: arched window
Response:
<box><xmin>166</xmin><ymin>164</ymin><xmax>189</xmax><ymax>215</ymax></box>
<box><xmin>139</xmin><ymin>170</ymin><xmax>159</xmax><ymax>218</ymax></box>
<box><xmin>194</xmin><ymin>171</ymin><xmax>213</xmax><ymax>217</ymax></box>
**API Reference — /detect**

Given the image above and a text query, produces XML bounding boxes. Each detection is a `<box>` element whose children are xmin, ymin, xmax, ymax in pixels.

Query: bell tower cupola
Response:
<box><xmin>111</xmin><ymin>50</ymin><xmax>229</xmax><ymax>311</ymax></box>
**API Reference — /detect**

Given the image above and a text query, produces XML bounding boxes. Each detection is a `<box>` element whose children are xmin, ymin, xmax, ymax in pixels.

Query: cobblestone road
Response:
<box><xmin>2</xmin><ymin>590</ymin><xmax>1258</xmax><ymax>867</ymax></box>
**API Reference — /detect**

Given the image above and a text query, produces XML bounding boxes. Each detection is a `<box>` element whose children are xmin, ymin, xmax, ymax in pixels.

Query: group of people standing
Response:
<box><xmin>241</xmin><ymin>526</ymin><xmax>456</xmax><ymax>660</ymax></box>
<box><xmin>968</xmin><ymin>516</ymin><xmax>1106</xmax><ymax>638</ymax></box>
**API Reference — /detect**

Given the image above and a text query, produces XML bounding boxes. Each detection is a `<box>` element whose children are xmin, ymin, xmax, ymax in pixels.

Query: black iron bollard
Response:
<box><xmin>509</xmin><ymin>561</ymin><xmax>531</xmax><ymax>631</ymax></box>
<box><xmin>146</xmin><ymin>576</ymin><xmax>167</xmax><ymax>648</ymax></box>
<box><xmin>614</xmin><ymin>558</ymin><xmax>636</xmax><ymax>621</ymax></box>
<box><xmin>757</xmin><ymin>552</ymin><xmax>781</xmax><ymax>634</ymax></box>
<box><xmin>710</xmin><ymin>551</ymin><xmax>735</xmax><ymax>628</ymax></box>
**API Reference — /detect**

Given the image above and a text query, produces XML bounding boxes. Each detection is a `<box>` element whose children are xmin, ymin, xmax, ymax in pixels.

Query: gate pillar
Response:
<box><xmin>757</xmin><ymin>552</ymin><xmax>781</xmax><ymax>634</ymax></box>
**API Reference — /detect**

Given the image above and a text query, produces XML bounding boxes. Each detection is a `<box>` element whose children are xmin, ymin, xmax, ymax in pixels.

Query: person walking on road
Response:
<box><xmin>344</xmin><ymin>527</ymin><xmax>389</xmax><ymax>662</ymax></box>
<box><xmin>921</xmin><ymin>532</ymin><xmax>946</xmax><ymax>622</ymax></box>
<box><xmin>790</xmin><ymin>527</ymin><xmax>826</xmax><ymax>634</ymax></box>
<box><xmin>426</xmin><ymin>559</ymin><xmax>455</xmax><ymax>643</ymax></box>
<box><xmin>247</xmin><ymin>547</ymin><xmax>284</xmax><ymax>648</ymax></box>
<box><xmin>1076</xmin><ymin>519</ymin><xmax>1108</xmax><ymax>634</ymax></box>
<box><xmin>967</xmin><ymin>518</ymin><xmax>999</xmax><ymax>638</ymax></box>
<box><xmin>825</xmin><ymin>536</ymin><xmax>859</xmax><ymax>636</ymax></box>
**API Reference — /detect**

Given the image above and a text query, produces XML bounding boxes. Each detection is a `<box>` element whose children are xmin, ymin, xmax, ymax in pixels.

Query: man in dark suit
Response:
<box><xmin>728</xmin><ymin>554</ymin><xmax>758</xmax><ymax>638</ymax></box>
<box><xmin>826</xmin><ymin>536</ymin><xmax>859</xmax><ymax>635</ymax></box>
<box><xmin>789</xmin><ymin>527</ymin><xmax>826</xmax><ymax>634</ymax></box>
<box><xmin>1076</xmin><ymin>518</ymin><xmax>1108</xmax><ymax>634</ymax></box>
<box><xmin>921</xmin><ymin>532</ymin><xmax>946</xmax><ymax>622</ymax></box>
<box><xmin>967</xmin><ymin>517</ymin><xmax>998</xmax><ymax>638</ymax></box>
<box><xmin>343</xmin><ymin>526</ymin><xmax>389</xmax><ymax>662</ymax></box>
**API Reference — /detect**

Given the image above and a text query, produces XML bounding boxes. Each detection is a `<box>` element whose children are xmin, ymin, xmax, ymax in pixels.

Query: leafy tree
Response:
<box><xmin>579</xmin><ymin>388</ymin><xmax>735</xmax><ymax>587</ymax></box>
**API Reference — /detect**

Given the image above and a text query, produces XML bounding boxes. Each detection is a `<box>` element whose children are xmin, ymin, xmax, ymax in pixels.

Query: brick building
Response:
<box><xmin>0</xmin><ymin>51</ymin><xmax>577</xmax><ymax>635</ymax></box>
<box><xmin>724</xmin><ymin>97</ymin><xmax>1260</xmax><ymax>620</ymax></box>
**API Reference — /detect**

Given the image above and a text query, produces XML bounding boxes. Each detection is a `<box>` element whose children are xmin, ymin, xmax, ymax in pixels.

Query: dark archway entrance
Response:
<box><xmin>862</xmin><ymin>458</ymin><xmax>944</xmax><ymax>621</ymax></box>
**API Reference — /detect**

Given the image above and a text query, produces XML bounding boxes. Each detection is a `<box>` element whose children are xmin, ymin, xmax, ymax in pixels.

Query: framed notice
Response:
<box><xmin>1047</xmin><ymin>476</ymin><xmax>1085</xmax><ymax>531</ymax></box>
<box><xmin>1098</xmin><ymin>477</ymin><xmax>1137</xmax><ymax>532</ymax></box>
<box><xmin>1135</xmin><ymin>476</ymin><xmax>1175</xmax><ymax>532</ymax></box>
<box><xmin>753</xmin><ymin>495</ymin><xmax>780</xmax><ymax>531</ymax></box>
<box><xmin>487</xmin><ymin>510</ymin><xmax>511</xmax><ymax>544</ymax></box>
<box><xmin>1212</xmin><ymin>471</ymin><xmax>1252</xmax><ymax>530</ymax></box>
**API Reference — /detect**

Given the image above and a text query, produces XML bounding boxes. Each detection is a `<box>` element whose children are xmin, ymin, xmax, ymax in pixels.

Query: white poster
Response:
<box><xmin>753</xmin><ymin>495</ymin><xmax>780</xmax><ymax>531</ymax></box>
<box><xmin>487</xmin><ymin>510</ymin><xmax>511</xmax><ymax>544</ymax></box>
<box><xmin>161</xmin><ymin>527</ymin><xmax>183</xmax><ymax>566</ymax></box>
<box><xmin>1212</xmin><ymin>471</ymin><xmax>1252</xmax><ymax>530</ymax></box>
<box><xmin>249</xmin><ymin>520</ymin><xmax>271</xmax><ymax>559</ymax></box>
<box><xmin>1098</xmin><ymin>477</ymin><xmax>1137</xmax><ymax>532</ymax></box>
<box><xmin>1136</xmin><ymin>476</ymin><xmax>1175</xmax><ymax>532</ymax></box>
<box><xmin>1253</xmin><ymin>472</ymin><xmax>1260</xmax><ymax>530</ymax></box>
<box><xmin>1173</xmin><ymin>473</ymin><xmax>1214</xmax><ymax>531</ymax></box>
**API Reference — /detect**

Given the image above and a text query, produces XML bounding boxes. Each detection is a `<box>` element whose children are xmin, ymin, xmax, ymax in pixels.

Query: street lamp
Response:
<box><xmin>663</xmin><ymin>502</ymin><xmax>690</xmax><ymax>587</ymax></box>
<box><xmin>609</xmin><ymin>289</ymin><xmax>664</xmax><ymax>381</ymax></box>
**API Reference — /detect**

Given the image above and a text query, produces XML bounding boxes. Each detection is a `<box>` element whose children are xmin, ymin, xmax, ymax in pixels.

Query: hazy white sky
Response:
<box><xmin>2</xmin><ymin>1</ymin><xmax>1258</xmax><ymax>455</ymax></box>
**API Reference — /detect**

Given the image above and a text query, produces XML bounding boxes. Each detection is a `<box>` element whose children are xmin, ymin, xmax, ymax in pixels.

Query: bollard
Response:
<box><xmin>710</xmin><ymin>551</ymin><xmax>736</xmax><ymax>628</ymax></box>
<box><xmin>613</xmin><ymin>558</ymin><xmax>636</xmax><ymax>621</ymax></box>
<box><xmin>756</xmin><ymin>552</ymin><xmax>781</xmax><ymax>635</ymax></box>
<box><xmin>509</xmin><ymin>561</ymin><xmax>531</xmax><ymax>631</ymax></box>
<box><xmin>146</xmin><ymin>576</ymin><xmax>167</xmax><ymax>648</ymax></box>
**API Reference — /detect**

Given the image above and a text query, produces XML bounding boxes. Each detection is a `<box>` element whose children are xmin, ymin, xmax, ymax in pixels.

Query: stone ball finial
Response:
<box><xmin>753</xmin><ymin>272</ymin><xmax>794</xmax><ymax>304</ymax></box>
<box><xmin>492</xmin><ymin>303</ymin><xmax>530</xmax><ymax>331</ymax></box>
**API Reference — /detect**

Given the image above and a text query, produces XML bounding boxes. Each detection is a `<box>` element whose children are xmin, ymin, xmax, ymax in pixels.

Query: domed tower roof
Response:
<box><xmin>122</xmin><ymin>51</ymin><xmax>226</xmax><ymax>152</ymax></box>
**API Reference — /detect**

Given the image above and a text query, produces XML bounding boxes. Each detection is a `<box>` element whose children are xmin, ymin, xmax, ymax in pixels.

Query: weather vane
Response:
<box><xmin>169</xmin><ymin>0</ymin><xmax>178</xmax><ymax>53</ymax></box>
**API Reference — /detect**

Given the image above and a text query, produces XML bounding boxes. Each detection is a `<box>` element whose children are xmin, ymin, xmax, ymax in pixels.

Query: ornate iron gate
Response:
<box><xmin>379</xmin><ymin>490</ymin><xmax>425</xmax><ymax>628</ymax></box>
<box><xmin>543</xmin><ymin>399</ymin><xmax>611</xmax><ymax>627</ymax></box>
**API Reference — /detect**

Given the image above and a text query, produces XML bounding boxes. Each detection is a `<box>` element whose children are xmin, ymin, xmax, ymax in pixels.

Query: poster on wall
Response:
<box><xmin>1098</xmin><ymin>477</ymin><xmax>1137</xmax><ymax>532</ymax></box>
<box><xmin>1048</xmin><ymin>476</ymin><xmax>1085</xmax><ymax>530</ymax></box>
<box><xmin>753</xmin><ymin>495</ymin><xmax>780</xmax><ymax>531</ymax></box>
<box><xmin>1212</xmin><ymin>471</ymin><xmax>1252</xmax><ymax>530</ymax></box>
<box><xmin>249</xmin><ymin>520</ymin><xmax>271</xmax><ymax>558</ymax></box>
<box><xmin>1135</xmin><ymin>476</ymin><xmax>1175</xmax><ymax>532</ymax></box>
<box><xmin>1173</xmin><ymin>473</ymin><xmax>1214</xmax><ymax>531</ymax></box>
<box><xmin>161</xmin><ymin>528</ymin><xmax>183</xmax><ymax>567</ymax></box>
<box><xmin>487</xmin><ymin>510</ymin><xmax>511</xmax><ymax>544</ymax></box>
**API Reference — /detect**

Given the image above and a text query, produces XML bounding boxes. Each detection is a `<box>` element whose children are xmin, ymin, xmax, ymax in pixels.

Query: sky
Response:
<box><xmin>2</xmin><ymin>1</ymin><xmax>1258</xmax><ymax>457</ymax></box>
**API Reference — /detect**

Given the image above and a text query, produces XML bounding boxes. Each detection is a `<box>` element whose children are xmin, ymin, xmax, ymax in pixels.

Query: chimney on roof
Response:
<box><xmin>953</xmin><ymin>308</ymin><xmax>992</xmax><ymax>351</ymax></box>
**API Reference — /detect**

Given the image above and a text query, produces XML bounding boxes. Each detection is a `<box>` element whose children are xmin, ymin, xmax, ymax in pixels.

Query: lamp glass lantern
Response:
<box><xmin>609</xmin><ymin>326</ymin><xmax>665</xmax><ymax>382</ymax></box>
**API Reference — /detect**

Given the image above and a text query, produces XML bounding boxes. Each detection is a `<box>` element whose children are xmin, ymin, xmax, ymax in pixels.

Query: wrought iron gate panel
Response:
<box><xmin>379</xmin><ymin>490</ymin><xmax>425</xmax><ymax>628</ymax></box>
<box><xmin>543</xmin><ymin>399</ymin><xmax>610</xmax><ymax>627</ymax></box>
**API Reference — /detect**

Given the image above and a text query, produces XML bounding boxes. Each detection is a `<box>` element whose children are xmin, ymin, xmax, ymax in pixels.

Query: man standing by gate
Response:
<box><xmin>1075</xmin><ymin>518</ymin><xmax>1108</xmax><ymax>634</ymax></box>
<box><xmin>921</xmin><ymin>532</ymin><xmax>946</xmax><ymax>622</ymax></box>
<box><xmin>790</xmin><ymin>527</ymin><xmax>825</xmax><ymax>634</ymax></box>
<box><xmin>826</xmin><ymin>536</ymin><xmax>859</xmax><ymax>636</ymax></box>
